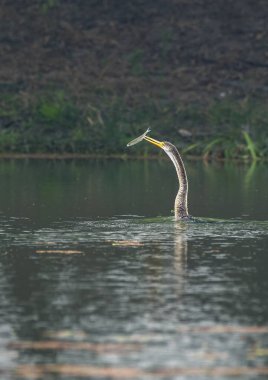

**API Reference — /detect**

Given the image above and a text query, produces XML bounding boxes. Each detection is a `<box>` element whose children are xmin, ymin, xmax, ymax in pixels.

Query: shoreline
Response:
<box><xmin>0</xmin><ymin>152</ymin><xmax>265</xmax><ymax>162</ymax></box>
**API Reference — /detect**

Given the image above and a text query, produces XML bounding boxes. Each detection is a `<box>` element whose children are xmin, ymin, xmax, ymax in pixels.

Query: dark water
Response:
<box><xmin>0</xmin><ymin>159</ymin><xmax>268</xmax><ymax>379</ymax></box>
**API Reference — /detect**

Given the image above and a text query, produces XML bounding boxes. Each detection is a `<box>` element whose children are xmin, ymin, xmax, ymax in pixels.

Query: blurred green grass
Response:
<box><xmin>0</xmin><ymin>89</ymin><xmax>267</xmax><ymax>160</ymax></box>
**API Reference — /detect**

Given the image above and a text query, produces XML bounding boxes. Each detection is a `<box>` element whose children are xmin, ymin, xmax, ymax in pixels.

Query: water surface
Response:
<box><xmin>0</xmin><ymin>159</ymin><xmax>268</xmax><ymax>379</ymax></box>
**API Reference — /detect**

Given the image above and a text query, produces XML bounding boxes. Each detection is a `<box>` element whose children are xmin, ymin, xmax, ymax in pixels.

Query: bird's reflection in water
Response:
<box><xmin>173</xmin><ymin>223</ymin><xmax>188</xmax><ymax>295</ymax></box>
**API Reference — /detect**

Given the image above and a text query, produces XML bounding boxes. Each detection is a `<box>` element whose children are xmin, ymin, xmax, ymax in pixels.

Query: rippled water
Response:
<box><xmin>0</xmin><ymin>159</ymin><xmax>268</xmax><ymax>379</ymax></box>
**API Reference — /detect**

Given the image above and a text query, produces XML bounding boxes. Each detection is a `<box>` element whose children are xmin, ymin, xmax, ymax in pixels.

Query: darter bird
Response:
<box><xmin>127</xmin><ymin>129</ymin><xmax>190</xmax><ymax>220</ymax></box>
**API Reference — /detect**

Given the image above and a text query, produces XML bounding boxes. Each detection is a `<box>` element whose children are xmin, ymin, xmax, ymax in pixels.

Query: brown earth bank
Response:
<box><xmin>0</xmin><ymin>0</ymin><xmax>268</xmax><ymax>158</ymax></box>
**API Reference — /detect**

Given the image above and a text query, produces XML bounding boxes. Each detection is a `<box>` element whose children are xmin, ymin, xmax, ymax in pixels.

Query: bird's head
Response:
<box><xmin>144</xmin><ymin>136</ymin><xmax>175</xmax><ymax>153</ymax></box>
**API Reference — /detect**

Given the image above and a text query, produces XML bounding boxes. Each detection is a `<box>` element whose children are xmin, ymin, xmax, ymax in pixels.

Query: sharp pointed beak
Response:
<box><xmin>144</xmin><ymin>136</ymin><xmax>165</xmax><ymax>149</ymax></box>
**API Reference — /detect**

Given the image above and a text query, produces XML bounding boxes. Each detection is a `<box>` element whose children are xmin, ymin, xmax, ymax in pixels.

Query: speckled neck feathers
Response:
<box><xmin>163</xmin><ymin>142</ymin><xmax>189</xmax><ymax>220</ymax></box>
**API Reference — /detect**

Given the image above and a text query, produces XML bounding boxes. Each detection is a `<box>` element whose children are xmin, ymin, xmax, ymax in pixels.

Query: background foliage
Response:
<box><xmin>1</xmin><ymin>0</ymin><xmax>268</xmax><ymax>159</ymax></box>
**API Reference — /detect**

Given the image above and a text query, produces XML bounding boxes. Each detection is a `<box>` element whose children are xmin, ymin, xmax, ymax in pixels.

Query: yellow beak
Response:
<box><xmin>144</xmin><ymin>136</ymin><xmax>165</xmax><ymax>149</ymax></box>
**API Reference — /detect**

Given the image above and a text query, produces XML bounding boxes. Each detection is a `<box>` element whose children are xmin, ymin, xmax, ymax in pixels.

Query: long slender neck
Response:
<box><xmin>164</xmin><ymin>144</ymin><xmax>189</xmax><ymax>220</ymax></box>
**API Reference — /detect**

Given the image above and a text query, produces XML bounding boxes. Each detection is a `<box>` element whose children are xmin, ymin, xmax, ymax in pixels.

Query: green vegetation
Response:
<box><xmin>126</xmin><ymin>49</ymin><xmax>145</xmax><ymax>76</ymax></box>
<box><xmin>40</xmin><ymin>0</ymin><xmax>59</xmax><ymax>13</ymax></box>
<box><xmin>200</xmin><ymin>99</ymin><xmax>267</xmax><ymax>160</ymax></box>
<box><xmin>0</xmin><ymin>89</ymin><xmax>267</xmax><ymax>160</ymax></box>
<box><xmin>2</xmin><ymin>1</ymin><xmax>267</xmax><ymax>161</ymax></box>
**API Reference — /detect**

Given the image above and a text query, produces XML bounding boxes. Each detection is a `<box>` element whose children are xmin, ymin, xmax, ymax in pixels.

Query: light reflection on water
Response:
<box><xmin>0</xmin><ymin>159</ymin><xmax>268</xmax><ymax>379</ymax></box>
